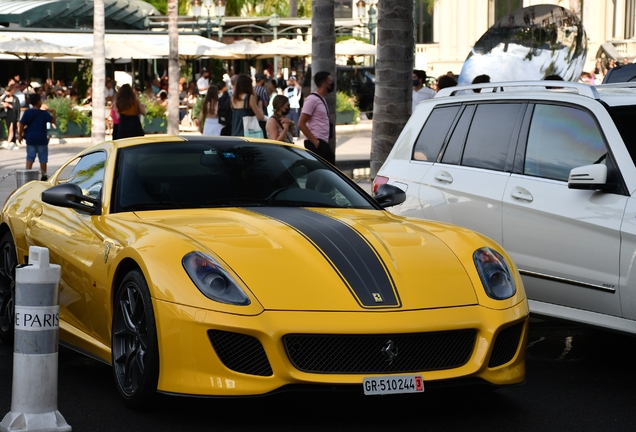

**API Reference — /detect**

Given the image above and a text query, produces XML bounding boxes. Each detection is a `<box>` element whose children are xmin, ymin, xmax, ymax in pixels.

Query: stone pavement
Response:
<box><xmin>0</xmin><ymin>120</ymin><xmax>373</xmax><ymax>205</ymax></box>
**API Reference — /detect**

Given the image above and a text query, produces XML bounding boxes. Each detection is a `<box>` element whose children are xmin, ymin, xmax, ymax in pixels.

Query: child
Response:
<box><xmin>18</xmin><ymin>93</ymin><xmax>56</xmax><ymax>181</ymax></box>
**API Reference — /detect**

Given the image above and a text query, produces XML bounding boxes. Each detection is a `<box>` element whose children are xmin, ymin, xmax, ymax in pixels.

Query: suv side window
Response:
<box><xmin>412</xmin><ymin>105</ymin><xmax>460</xmax><ymax>162</ymax></box>
<box><xmin>461</xmin><ymin>103</ymin><xmax>523</xmax><ymax>171</ymax></box>
<box><xmin>524</xmin><ymin>104</ymin><xmax>607</xmax><ymax>182</ymax></box>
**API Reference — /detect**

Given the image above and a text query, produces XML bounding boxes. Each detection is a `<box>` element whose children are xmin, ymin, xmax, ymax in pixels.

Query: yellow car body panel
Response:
<box><xmin>153</xmin><ymin>301</ymin><xmax>529</xmax><ymax>396</ymax></box>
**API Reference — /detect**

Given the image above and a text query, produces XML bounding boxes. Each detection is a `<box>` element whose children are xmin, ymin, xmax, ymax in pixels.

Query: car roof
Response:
<box><xmin>432</xmin><ymin>80</ymin><xmax>636</xmax><ymax>108</ymax></box>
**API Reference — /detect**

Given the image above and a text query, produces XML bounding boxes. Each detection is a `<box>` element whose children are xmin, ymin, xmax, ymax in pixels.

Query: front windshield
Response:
<box><xmin>113</xmin><ymin>140</ymin><xmax>377</xmax><ymax>212</ymax></box>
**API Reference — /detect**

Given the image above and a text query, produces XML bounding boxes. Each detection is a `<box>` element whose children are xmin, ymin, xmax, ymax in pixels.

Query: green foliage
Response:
<box><xmin>45</xmin><ymin>97</ymin><xmax>91</xmax><ymax>134</ymax></box>
<box><xmin>335</xmin><ymin>91</ymin><xmax>359</xmax><ymax>121</ymax></box>
<box><xmin>139</xmin><ymin>95</ymin><xmax>167</xmax><ymax>122</ymax></box>
<box><xmin>225</xmin><ymin>0</ymin><xmax>312</xmax><ymax>17</ymax></box>
<box><xmin>145</xmin><ymin>0</ymin><xmax>190</xmax><ymax>15</ymax></box>
<box><xmin>192</xmin><ymin>96</ymin><xmax>204</xmax><ymax>120</ymax></box>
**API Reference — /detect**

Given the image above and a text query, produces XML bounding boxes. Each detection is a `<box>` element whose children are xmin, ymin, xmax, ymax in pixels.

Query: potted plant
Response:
<box><xmin>335</xmin><ymin>91</ymin><xmax>360</xmax><ymax>125</ymax></box>
<box><xmin>139</xmin><ymin>95</ymin><xmax>167</xmax><ymax>134</ymax></box>
<box><xmin>44</xmin><ymin>97</ymin><xmax>91</xmax><ymax>137</ymax></box>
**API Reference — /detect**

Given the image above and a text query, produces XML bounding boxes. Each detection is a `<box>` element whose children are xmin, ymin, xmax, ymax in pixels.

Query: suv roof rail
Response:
<box><xmin>596</xmin><ymin>82</ymin><xmax>636</xmax><ymax>89</ymax></box>
<box><xmin>435</xmin><ymin>81</ymin><xmax>599</xmax><ymax>99</ymax></box>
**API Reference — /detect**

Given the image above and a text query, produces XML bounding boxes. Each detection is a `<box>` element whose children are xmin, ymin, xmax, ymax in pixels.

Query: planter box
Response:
<box><xmin>143</xmin><ymin>117</ymin><xmax>167</xmax><ymax>134</ymax></box>
<box><xmin>48</xmin><ymin>120</ymin><xmax>89</xmax><ymax>138</ymax></box>
<box><xmin>336</xmin><ymin>110</ymin><xmax>356</xmax><ymax>125</ymax></box>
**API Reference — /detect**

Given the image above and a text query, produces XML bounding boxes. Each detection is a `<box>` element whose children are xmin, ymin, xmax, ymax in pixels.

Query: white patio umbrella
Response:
<box><xmin>219</xmin><ymin>39</ymin><xmax>273</xmax><ymax>60</ymax></box>
<box><xmin>0</xmin><ymin>37</ymin><xmax>83</xmax><ymax>60</ymax></box>
<box><xmin>335</xmin><ymin>39</ymin><xmax>377</xmax><ymax>56</ymax></box>
<box><xmin>0</xmin><ymin>37</ymin><xmax>83</xmax><ymax>92</ymax></box>
<box><xmin>257</xmin><ymin>38</ymin><xmax>312</xmax><ymax>58</ymax></box>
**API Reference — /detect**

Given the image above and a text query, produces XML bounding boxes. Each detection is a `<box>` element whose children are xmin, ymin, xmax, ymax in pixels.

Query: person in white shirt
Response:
<box><xmin>105</xmin><ymin>78</ymin><xmax>115</xmax><ymax>103</ymax></box>
<box><xmin>284</xmin><ymin>76</ymin><xmax>302</xmax><ymax>137</ymax></box>
<box><xmin>412</xmin><ymin>70</ymin><xmax>435</xmax><ymax>113</ymax></box>
<box><xmin>197</xmin><ymin>70</ymin><xmax>210</xmax><ymax>96</ymax></box>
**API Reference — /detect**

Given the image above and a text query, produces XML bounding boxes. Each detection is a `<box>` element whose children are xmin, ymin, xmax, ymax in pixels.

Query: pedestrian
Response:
<box><xmin>197</xmin><ymin>70</ymin><xmax>210</xmax><ymax>96</ymax></box>
<box><xmin>254</xmin><ymin>73</ymin><xmax>270</xmax><ymax>114</ymax></box>
<box><xmin>471</xmin><ymin>74</ymin><xmax>491</xmax><ymax>93</ymax></box>
<box><xmin>412</xmin><ymin>70</ymin><xmax>435</xmax><ymax>111</ymax></box>
<box><xmin>105</xmin><ymin>77</ymin><xmax>115</xmax><ymax>103</ymax></box>
<box><xmin>230</xmin><ymin>74</ymin><xmax>264</xmax><ymax>137</ymax></box>
<box><xmin>266</xmin><ymin>95</ymin><xmax>295</xmax><ymax>143</ymax></box>
<box><xmin>115</xmin><ymin>84</ymin><xmax>146</xmax><ymax>139</ymax></box>
<box><xmin>199</xmin><ymin>85</ymin><xmax>224</xmax><ymax>136</ymax></box>
<box><xmin>17</xmin><ymin>93</ymin><xmax>56</xmax><ymax>180</ymax></box>
<box><xmin>110</xmin><ymin>92</ymin><xmax>120</xmax><ymax>140</ymax></box>
<box><xmin>1</xmin><ymin>84</ymin><xmax>20</xmax><ymax>150</ymax></box>
<box><xmin>436</xmin><ymin>74</ymin><xmax>457</xmax><ymax>92</ymax></box>
<box><xmin>283</xmin><ymin>76</ymin><xmax>302</xmax><ymax>136</ymax></box>
<box><xmin>216</xmin><ymin>81</ymin><xmax>232</xmax><ymax>136</ymax></box>
<box><xmin>298</xmin><ymin>70</ymin><xmax>336</xmax><ymax>164</ymax></box>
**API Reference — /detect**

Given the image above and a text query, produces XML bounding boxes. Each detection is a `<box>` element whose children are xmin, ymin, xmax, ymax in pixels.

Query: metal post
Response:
<box><xmin>0</xmin><ymin>247</ymin><xmax>71</xmax><ymax>432</ymax></box>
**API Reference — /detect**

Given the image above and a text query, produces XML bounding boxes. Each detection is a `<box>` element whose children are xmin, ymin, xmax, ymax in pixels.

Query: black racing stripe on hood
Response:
<box><xmin>249</xmin><ymin>207</ymin><xmax>400</xmax><ymax>308</ymax></box>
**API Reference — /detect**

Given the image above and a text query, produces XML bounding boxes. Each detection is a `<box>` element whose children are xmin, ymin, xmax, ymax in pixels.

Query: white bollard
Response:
<box><xmin>0</xmin><ymin>247</ymin><xmax>71</xmax><ymax>432</ymax></box>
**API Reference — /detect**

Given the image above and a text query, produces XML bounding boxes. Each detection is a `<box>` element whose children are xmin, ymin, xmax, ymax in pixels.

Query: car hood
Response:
<box><xmin>133</xmin><ymin>207</ymin><xmax>479</xmax><ymax>311</ymax></box>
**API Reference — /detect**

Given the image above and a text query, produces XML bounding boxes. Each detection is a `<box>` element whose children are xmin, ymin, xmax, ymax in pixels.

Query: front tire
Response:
<box><xmin>112</xmin><ymin>270</ymin><xmax>159</xmax><ymax>409</ymax></box>
<box><xmin>0</xmin><ymin>232</ymin><xmax>17</xmax><ymax>346</ymax></box>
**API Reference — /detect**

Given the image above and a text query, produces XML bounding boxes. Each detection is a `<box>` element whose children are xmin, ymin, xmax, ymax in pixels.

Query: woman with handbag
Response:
<box><xmin>230</xmin><ymin>74</ymin><xmax>264</xmax><ymax>138</ymax></box>
<box><xmin>266</xmin><ymin>95</ymin><xmax>296</xmax><ymax>144</ymax></box>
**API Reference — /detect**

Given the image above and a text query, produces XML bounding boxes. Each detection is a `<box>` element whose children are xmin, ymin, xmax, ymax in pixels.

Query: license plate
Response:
<box><xmin>363</xmin><ymin>375</ymin><xmax>424</xmax><ymax>395</ymax></box>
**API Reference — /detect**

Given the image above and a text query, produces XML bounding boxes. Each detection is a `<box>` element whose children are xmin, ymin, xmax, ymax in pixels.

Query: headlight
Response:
<box><xmin>183</xmin><ymin>252</ymin><xmax>250</xmax><ymax>306</ymax></box>
<box><xmin>473</xmin><ymin>248</ymin><xmax>516</xmax><ymax>300</ymax></box>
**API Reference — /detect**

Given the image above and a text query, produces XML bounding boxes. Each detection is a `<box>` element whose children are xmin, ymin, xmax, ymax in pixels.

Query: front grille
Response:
<box><xmin>283</xmin><ymin>330</ymin><xmax>476</xmax><ymax>374</ymax></box>
<box><xmin>208</xmin><ymin>330</ymin><xmax>273</xmax><ymax>376</ymax></box>
<box><xmin>488</xmin><ymin>322</ymin><xmax>524</xmax><ymax>368</ymax></box>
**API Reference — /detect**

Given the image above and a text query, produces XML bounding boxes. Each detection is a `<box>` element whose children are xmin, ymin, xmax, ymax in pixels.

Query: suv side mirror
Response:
<box><xmin>374</xmin><ymin>184</ymin><xmax>406</xmax><ymax>208</ymax></box>
<box><xmin>568</xmin><ymin>164</ymin><xmax>610</xmax><ymax>191</ymax></box>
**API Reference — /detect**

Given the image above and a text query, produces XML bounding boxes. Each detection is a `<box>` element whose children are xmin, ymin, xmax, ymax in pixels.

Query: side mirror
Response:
<box><xmin>568</xmin><ymin>164</ymin><xmax>610</xmax><ymax>191</ymax></box>
<box><xmin>374</xmin><ymin>184</ymin><xmax>406</xmax><ymax>208</ymax></box>
<box><xmin>42</xmin><ymin>183</ymin><xmax>101</xmax><ymax>215</ymax></box>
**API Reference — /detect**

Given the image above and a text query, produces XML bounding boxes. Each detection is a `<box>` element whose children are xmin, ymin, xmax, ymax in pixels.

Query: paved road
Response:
<box><xmin>1</xmin><ymin>319</ymin><xmax>635</xmax><ymax>431</ymax></box>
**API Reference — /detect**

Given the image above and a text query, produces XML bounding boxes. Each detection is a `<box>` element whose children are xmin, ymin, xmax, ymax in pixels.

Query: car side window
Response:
<box><xmin>524</xmin><ymin>104</ymin><xmax>607</xmax><ymax>182</ymax></box>
<box><xmin>412</xmin><ymin>105</ymin><xmax>460</xmax><ymax>162</ymax></box>
<box><xmin>65</xmin><ymin>152</ymin><xmax>106</xmax><ymax>200</ymax></box>
<box><xmin>461</xmin><ymin>103</ymin><xmax>523</xmax><ymax>171</ymax></box>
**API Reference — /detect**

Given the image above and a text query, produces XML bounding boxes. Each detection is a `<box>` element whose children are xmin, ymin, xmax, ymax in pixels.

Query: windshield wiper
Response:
<box><xmin>120</xmin><ymin>201</ymin><xmax>186</xmax><ymax>210</ymax></box>
<box><xmin>205</xmin><ymin>198</ymin><xmax>269</xmax><ymax>207</ymax></box>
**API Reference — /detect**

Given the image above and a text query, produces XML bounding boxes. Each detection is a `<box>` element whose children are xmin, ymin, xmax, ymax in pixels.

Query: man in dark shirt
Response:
<box><xmin>18</xmin><ymin>94</ymin><xmax>56</xmax><ymax>180</ymax></box>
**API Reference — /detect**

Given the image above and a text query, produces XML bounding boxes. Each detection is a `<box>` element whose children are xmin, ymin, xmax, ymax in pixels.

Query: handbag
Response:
<box><xmin>242</xmin><ymin>94</ymin><xmax>264</xmax><ymax>139</ymax></box>
<box><xmin>243</xmin><ymin>115</ymin><xmax>264</xmax><ymax>139</ymax></box>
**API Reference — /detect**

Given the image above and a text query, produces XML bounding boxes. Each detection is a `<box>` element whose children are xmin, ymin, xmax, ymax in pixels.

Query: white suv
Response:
<box><xmin>375</xmin><ymin>81</ymin><xmax>636</xmax><ymax>334</ymax></box>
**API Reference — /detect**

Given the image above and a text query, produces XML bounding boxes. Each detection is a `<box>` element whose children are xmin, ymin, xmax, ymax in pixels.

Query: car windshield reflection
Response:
<box><xmin>113</xmin><ymin>139</ymin><xmax>376</xmax><ymax>212</ymax></box>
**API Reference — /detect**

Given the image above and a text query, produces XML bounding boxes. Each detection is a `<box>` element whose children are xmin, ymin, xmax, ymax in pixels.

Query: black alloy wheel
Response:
<box><xmin>112</xmin><ymin>270</ymin><xmax>159</xmax><ymax>409</ymax></box>
<box><xmin>0</xmin><ymin>232</ymin><xmax>17</xmax><ymax>346</ymax></box>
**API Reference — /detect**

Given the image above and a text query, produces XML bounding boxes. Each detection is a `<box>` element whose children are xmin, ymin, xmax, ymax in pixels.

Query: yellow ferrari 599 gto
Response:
<box><xmin>0</xmin><ymin>136</ymin><xmax>528</xmax><ymax>408</ymax></box>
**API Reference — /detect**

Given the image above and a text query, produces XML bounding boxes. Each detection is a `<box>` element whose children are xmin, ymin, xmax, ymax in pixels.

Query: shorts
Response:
<box><xmin>26</xmin><ymin>145</ymin><xmax>48</xmax><ymax>163</ymax></box>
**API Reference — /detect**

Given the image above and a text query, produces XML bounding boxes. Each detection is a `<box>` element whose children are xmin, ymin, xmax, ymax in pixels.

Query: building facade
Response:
<box><xmin>417</xmin><ymin>0</ymin><xmax>636</xmax><ymax>77</ymax></box>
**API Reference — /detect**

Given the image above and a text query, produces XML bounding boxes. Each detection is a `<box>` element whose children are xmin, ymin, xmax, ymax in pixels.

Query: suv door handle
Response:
<box><xmin>434</xmin><ymin>171</ymin><xmax>453</xmax><ymax>183</ymax></box>
<box><xmin>511</xmin><ymin>187</ymin><xmax>533</xmax><ymax>202</ymax></box>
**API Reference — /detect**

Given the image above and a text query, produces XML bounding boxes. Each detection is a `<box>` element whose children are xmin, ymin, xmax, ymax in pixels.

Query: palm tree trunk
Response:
<box><xmin>290</xmin><ymin>0</ymin><xmax>298</xmax><ymax>17</ymax></box>
<box><xmin>168</xmin><ymin>0</ymin><xmax>180</xmax><ymax>135</ymax></box>
<box><xmin>370</xmin><ymin>0</ymin><xmax>414</xmax><ymax>177</ymax></box>
<box><xmin>92</xmin><ymin>0</ymin><xmax>106</xmax><ymax>145</ymax></box>
<box><xmin>311</xmin><ymin>0</ymin><xmax>336</xmax><ymax>153</ymax></box>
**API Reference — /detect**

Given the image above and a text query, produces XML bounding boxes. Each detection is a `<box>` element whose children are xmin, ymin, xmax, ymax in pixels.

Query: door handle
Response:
<box><xmin>434</xmin><ymin>171</ymin><xmax>453</xmax><ymax>183</ymax></box>
<box><xmin>511</xmin><ymin>189</ymin><xmax>533</xmax><ymax>202</ymax></box>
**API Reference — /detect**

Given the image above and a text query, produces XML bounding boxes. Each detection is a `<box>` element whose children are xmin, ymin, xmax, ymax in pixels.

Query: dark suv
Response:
<box><xmin>603</xmin><ymin>63</ymin><xmax>636</xmax><ymax>83</ymax></box>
